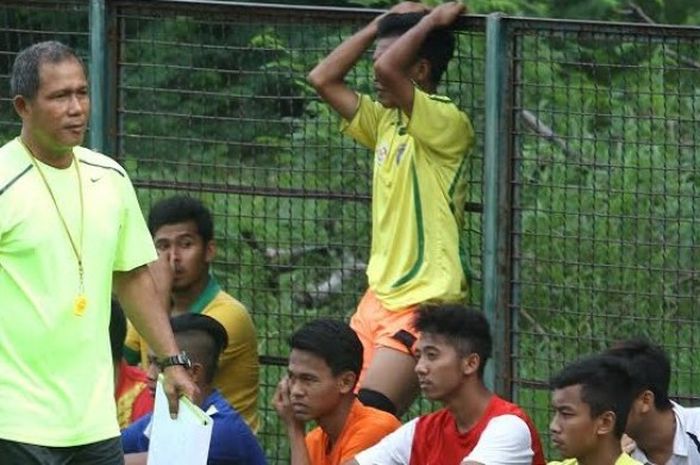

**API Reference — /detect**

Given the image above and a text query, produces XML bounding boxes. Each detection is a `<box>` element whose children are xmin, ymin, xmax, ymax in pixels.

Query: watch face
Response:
<box><xmin>160</xmin><ymin>352</ymin><xmax>192</xmax><ymax>369</ymax></box>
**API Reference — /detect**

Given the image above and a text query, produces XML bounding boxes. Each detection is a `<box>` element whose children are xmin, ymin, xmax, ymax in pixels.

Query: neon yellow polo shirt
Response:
<box><xmin>124</xmin><ymin>277</ymin><xmax>261</xmax><ymax>432</ymax></box>
<box><xmin>0</xmin><ymin>138</ymin><xmax>157</xmax><ymax>446</ymax></box>
<box><xmin>549</xmin><ymin>452</ymin><xmax>642</xmax><ymax>465</ymax></box>
<box><xmin>342</xmin><ymin>88</ymin><xmax>474</xmax><ymax>310</ymax></box>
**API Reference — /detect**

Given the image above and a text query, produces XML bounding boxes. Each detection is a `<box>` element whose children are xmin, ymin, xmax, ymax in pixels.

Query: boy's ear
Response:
<box><xmin>205</xmin><ymin>239</ymin><xmax>216</xmax><ymax>263</ymax></box>
<box><xmin>461</xmin><ymin>353</ymin><xmax>480</xmax><ymax>376</ymax></box>
<box><xmin>595</xmin><ymin>411</ymin><xmax>616</xmax><ymax>437</ymax></box>
<box><xmin>337</xmin><ymin>371</ymin><xmax>357</xmax><ymax>394</ymax></box>
<box><xmin>408</xmin><ymin>58</ymin><xmax>432</xmax><ymax>91</ymax></box>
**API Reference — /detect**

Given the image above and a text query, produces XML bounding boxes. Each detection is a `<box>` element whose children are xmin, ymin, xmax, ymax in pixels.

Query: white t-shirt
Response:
<box><xmin>631</xmin><ymin>402</ymin><xmax>700</xmax><ymax>465</ymax></box>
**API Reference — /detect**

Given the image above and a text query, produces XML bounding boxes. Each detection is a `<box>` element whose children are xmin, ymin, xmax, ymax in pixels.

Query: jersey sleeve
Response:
<box><xmin>113</xmin><ymin>170</ymin><xmax>157</xmax><ymax>272</ymax></box>
<box><xmin>338</xmin><ymin>413</ymin><xmax>401</xmax><ymax>463</ymax></box>
<box><xmin>341</xmin><ymin>93</ymin><xmax>383</xmax><ymax>150</ymax></box>
<box><xmin>461</xmin><ymin>415</ymin><xmax>535</xmax><ymax>465</ymax></box>
<box><xmin>354</xmin><ymin>418</ymin><xmax>417</xmax><ymax>465</ymax></box>
<box><xmin>406</xmin><ymin>87</ymin><xmax>474</xmax><ymax>162</ymax></box>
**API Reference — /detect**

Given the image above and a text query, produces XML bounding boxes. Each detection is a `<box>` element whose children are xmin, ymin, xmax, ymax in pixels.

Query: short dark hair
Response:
<box><xmin>550</xmin><ymin>355</ymin><xmax>636</xmax><ymax>438</ymax></box>
<box><xmin>11</xmin><ymin>41</ymin><xmax>85</xmax><ymax>100</ymax></box>
<box><xmin>170</xmin><ymin>314</ymin><xmax>228</xmax><ymax>384</ymax></box>
<box><xmin>109</xmin><ymin>298</ymin><xmax>127</xmax><ymax>363</ymax></box>
<box><xmin>377</xmin><ymin>12</ymin><xmax>456</xmax><ymax>85</ymax></box>
<box><xmin>603</xmin><ymin>338</ymin><xmax>673</xmax><ymax>411</ymax></box>
<box><xmin>289</xmin><ymin>319</ymin><xmax>363</xmax><ymax>381</ymax></box>
<box><xmin>148</xmin><ymin>195</ymin><xmax>214</xmax><ymax>243</ymax></box>
<box><xmin>414</xmin><ymin>304</ymin><xmax>492</xmax><ymax>377</ymax></box>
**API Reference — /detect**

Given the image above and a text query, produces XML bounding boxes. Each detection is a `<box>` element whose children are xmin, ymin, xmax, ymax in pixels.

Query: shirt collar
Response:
<box><xmin>188</xmin><ymin>275</ymin><xmax>221</xmax><ymax>314</ymax></box>
<box><xmin>671</xmin><ymin>401</ymin><xmax>689</xmax><ymax>458</ymax></box>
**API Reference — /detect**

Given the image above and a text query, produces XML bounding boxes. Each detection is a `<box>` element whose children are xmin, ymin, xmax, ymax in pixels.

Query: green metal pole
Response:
<box><xmin>89</xmin><ymin>0</ymin><xmax>107</xmax><ymax>153</ymax></box>
<box><xmin>483</xmin><ymin>13</ymin><xmax>511</xmax><ymax>396</ymax></box>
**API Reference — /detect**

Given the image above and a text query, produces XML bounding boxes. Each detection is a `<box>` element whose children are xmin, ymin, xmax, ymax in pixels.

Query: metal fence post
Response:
<box><xmin>89</xmin><ymin>0</ymin><xmax>114</xmax><ymax>155</ymax></box>
<box><xmin>483</xmin><ymin>13</ymin><xmax>512</xmax><ymax>397</ymax></box>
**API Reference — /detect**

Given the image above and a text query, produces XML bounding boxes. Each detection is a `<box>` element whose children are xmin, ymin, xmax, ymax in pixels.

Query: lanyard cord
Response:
<box><xmin>19</xmin><ymin>138</ymin><xmax>85</xmax><ymax>295</ymax></box>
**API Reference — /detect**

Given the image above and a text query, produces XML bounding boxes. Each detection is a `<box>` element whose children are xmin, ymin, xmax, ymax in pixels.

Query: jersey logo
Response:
<box><xmin>376</xmin><ymin>143</ymin><xmax>389</xmax><ymax>166</ymax></box>
<box><xmin>396</xmin><ymin>143</ymin><xmax>407</xmax><ymax>165</ymax></box>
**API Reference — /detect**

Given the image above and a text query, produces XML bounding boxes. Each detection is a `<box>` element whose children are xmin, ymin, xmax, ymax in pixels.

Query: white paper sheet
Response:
<box><xmin>147</xmin><ymin>378</ymin><xmax>213</xmax><ymax>465</ymax></box>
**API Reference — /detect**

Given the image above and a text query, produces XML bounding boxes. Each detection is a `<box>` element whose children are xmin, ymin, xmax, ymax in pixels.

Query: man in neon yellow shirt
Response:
<box><xmin>549</xmin><ymin>355</ymin><xmax>642</xmax><ymax>465</ymax></box>
<box><xmin>0</xmin><ymin>41</ymin><xmax>196</xmax><ymax>464</ymax></box>
<box><xmin>124</xmin><ymin>195</ymin><xmax>261</xmax><ymax>431</ymax></box>
<box><xmin>308</xmin><ymin>1</ymin><xmax>474</xmax><ymax>415</ymax></box>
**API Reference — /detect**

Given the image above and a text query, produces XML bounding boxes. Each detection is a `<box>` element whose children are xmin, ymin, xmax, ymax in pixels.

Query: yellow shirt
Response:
<box><xmin>342</xmin><ymin>88</ymin><xmax>474</xmax><ymax>309</ymax></box>
<box><xmin>124</xmin><ymin>278</ymin><xmax>260</xmax><ymax>431</ymax></box>
<box><xmin>0</xmin><ymin>139</ymin><xmax>156</xmax><ymax>446</ymax></box>
<box><xmin>549</xmin><ymin>452</ymin><xmax>643</xmax><ymax>465</ymax></box>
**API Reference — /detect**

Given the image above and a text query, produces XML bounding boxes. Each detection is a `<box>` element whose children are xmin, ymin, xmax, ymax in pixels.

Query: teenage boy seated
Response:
<box><xmin>344</xmin><ymin>304</ymin><xmax>545</xmax><ymax>465</ymax></box>
<box><xmin>124</xmin><ymin>195</ymin><xmax>260</xmax><ymax>430</ymax></box>
<box><xmin>121</xmin><ymin>314</ymin><xmax>266</xmax><ymax>465</ymax></box>
<box><xmin>605</xmin><ymin>339</ymin><xmax>700</xmax><ymax>465</ymax></box>
<box><xmin>548</xmin><ymin>354</ymin><xmax>642</xmax><ymax>465</ymax></box>
<box><xmin>273</xmin><ymin>319</ymin><xmax>400</xmax><ymax>465</ymax></box>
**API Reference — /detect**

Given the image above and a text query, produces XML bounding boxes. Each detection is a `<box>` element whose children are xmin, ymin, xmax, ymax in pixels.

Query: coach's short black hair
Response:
<box><xmin>550</xmin><ymin>355</ymin><xmax>636</xmax><ymax>438</ymax></box>
<box><xmin>414</xmin><ymin>304</ymin><xmax>491</xmax><ymax>378</ymax></box>
<box><xmin>148</xmin><ymin>195</ymin><xmax>214</xmax><ymax>243</ymax></box>
<box><xmin>377</xmin><ymin>12</ymin><xmax>456</xmax><ymax>85</ymax></box>
<box><xmin>289</xmin><ymin>319</ymin><xmax>363</xmax><ymax>383</ymax></box>
<box><xmin>604</xmin><ymin>338</ymin><xmax>673</xmax><ymax>411</ymax></box>
<box><xmin>11</xmin><ymin>41</ymin><xmax>85</xmax><ymax>100</ymax></box>
<box><xmin>170</xmin><ymin>314</ymin><xmax>228</xmax><ymax>384</ymax></box>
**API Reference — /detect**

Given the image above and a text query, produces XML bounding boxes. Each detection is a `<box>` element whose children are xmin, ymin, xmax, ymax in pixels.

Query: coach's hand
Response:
<box><xmin>163</xmin><ymin>365</ymin><xmax>199</xmax><ymax>419</ymax></box>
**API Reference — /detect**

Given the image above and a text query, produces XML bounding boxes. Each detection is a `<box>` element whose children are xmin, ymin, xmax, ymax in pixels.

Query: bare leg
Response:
<box><xmin>360</xmin><ymin>346</ymin><xmax>420</xmax><ymax>416</ymax></box>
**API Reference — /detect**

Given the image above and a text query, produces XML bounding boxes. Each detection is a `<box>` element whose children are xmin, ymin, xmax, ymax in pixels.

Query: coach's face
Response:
<box><xmin>14</xmin><ymin>57</ymin><xmax>89</xmax><ymax>158</ymax></box>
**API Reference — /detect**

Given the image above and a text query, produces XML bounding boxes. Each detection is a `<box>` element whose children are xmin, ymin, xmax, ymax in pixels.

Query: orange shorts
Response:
<box><xmin>350</xmin><ymin>289</ymin><xmax>420</xmax><ymax>389</ymax></box>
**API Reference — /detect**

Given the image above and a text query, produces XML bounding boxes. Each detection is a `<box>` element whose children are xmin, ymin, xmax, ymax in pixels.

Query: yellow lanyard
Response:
<box><xmin>19</xmin><ymin>138</ymin><xmax>88</xmax><ymax>316</ymax></box>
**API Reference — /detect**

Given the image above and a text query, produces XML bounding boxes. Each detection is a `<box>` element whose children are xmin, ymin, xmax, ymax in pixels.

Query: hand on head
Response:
<box><xmin>273</xmin><ymin>376</ymin><xmax>305</xmax><ymax>430</ymax></box>
<box><xmin>388</xmin><ymin>1</ymin><xmax>430</xmax><ymax>15</ymax></box>
<box><xmin>427</xmin><ymin>2</ymin><xmax>467</xmax><ymax>28</ymax></box>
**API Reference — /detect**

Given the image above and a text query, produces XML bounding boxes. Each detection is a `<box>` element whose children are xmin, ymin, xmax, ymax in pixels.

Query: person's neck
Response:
<box><xmin>577</xmin><ymin>441</ymin><xmax>622</xmax><ymax>465</ymax></box>
<box><xmin>634</xmin><ymin>408</ymin><xmax>676</xmax><ymax>464</ymax></box>
<box><xmin>20</xmin><ymin>129</ymin><xmax>73</xmax><ymax>169</ymax></box>
<box><xmin>445</xmin><ymin>380</ymin><xmax>492</xmax><ymax>434</ymax></box>
<box><xmin>171</xmin><ymin>274</ymin><xmax>211</xmax><ymax>316</ymax></box>
<box><xmin>196</xmin><ymin>385</ymin><xmax>214</xmax><ymax>407</ymax></box>
<box><xmin>317</xmin><ymin>395</ymin><xmax>356</xmax><ymax>448</ymax></box>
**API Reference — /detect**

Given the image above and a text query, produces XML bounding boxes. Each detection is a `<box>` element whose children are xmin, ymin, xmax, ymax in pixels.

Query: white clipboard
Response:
<box><xmin>147</xmin><ymin>377</ymin><xmax>213</xmax><ymax>465</ymax></box>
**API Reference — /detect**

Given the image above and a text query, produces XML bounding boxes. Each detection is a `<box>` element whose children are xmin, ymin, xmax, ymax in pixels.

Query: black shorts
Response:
<box><xmin>0</xmin><ymin>437</ymin><xmax>124</xmax><ymax>465</ymax></box>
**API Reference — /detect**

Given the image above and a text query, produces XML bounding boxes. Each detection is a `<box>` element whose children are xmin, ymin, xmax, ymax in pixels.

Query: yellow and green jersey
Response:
<box><xmin>124</xmin><ymin>277</ymin><xmax>261</xmax><ymax>432</ymax></box>
<box><xmin>342</xmin><ymin>88</ymin><xmax>474</xmax><ymax>310</ymax></box>
<box><xmin>0</xmin><ymin>138</ymin><xmax>156</xmax><ymax>446</ymax></box>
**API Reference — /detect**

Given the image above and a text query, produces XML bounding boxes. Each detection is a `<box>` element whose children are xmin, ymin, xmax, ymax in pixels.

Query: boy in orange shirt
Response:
<box><xmin>273</xmin><ymin>319</ymin><xmax>400</xmax><ymax>465</ymax></box>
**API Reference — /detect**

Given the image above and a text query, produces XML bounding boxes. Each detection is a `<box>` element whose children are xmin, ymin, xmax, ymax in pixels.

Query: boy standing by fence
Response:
<box><xmin>308</xmin><ymin>1</ymin><xmax>474</xmax><ymax>416</ymax></box>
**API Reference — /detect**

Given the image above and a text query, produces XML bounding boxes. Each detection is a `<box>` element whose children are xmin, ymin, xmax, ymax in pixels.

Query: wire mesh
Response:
<box><xmin>0</xmin><ymin>1</ymin><xmax>89</xmax><ymax>142</ymax></box>
<box><xmin>510</xmin><ymin>19</ymin><xmax>700</xmax><ymax>457</ymax></box>
<box><xmin>113</xmin><ymin>2</ymin><xmax>484</xmax><ymax>462</ymax></box>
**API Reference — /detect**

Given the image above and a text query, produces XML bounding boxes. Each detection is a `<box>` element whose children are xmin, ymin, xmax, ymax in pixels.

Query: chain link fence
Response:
<box><xmin>1</xmin><ymin>1</ymin><xmax>698</xmax><ymax>461</ymax></box>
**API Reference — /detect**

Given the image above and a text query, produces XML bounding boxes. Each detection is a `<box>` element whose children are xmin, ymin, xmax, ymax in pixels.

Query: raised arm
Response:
<box><xmin>307</xmin><ymin>18</ymin><xmax>380</xmax><ymax>121</ymax></box>
<box><xmin>373</xmin><ymin>2</ymin><xmax>465</xmax><ymax>116</ymax></box>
